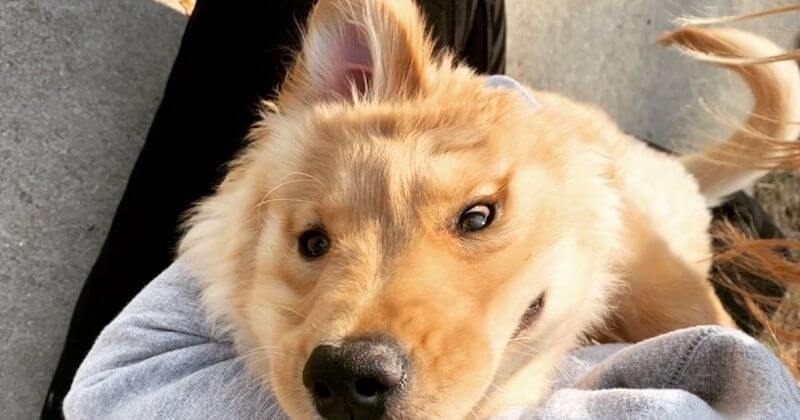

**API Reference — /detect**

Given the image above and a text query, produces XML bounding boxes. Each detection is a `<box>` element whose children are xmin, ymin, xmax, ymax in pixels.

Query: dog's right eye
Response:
<box><xmin>458</xmin><ymin>203</ymin><xmax>495</xmax><ymax>233</ymax></box>
<box><xmin>299</xmin><ymin>229</ymin><xmax>330</xmax><ymax>259</ymax></box>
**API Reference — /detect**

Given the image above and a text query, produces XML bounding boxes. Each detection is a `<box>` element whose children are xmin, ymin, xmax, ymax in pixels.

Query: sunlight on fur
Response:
<box><xmin>178</xmin><ymin>0</ymin><xmax>800</xmax><ymax>418</ymax></box>
<box><xmin>712</xmin><ymin>221</ymin><xmax>800</xmax><ymax>379</ymax></box>
<box><xmin>152</xmin><ymin>0</ymin><xmax>194</xmax><ymax>16</ymax></box>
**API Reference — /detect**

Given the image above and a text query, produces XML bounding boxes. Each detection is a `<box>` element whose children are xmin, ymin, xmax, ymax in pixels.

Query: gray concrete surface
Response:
<box><xmin>505</xmin><ymin>0</ymin><xmax>799</xmax><ymax>149</ymax></box>
<box><xmin>0</xmin><ymin>0</ymin><xmax>797</xmax><ymax>418</ymax></box>
<box><xmin>1</xmin><ymin>1</ymin><xmax>185</xmax><ymax>418</ymax></box>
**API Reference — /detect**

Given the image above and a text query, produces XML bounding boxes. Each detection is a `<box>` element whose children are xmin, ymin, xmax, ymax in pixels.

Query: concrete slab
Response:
<box><xmin>505</xmin><ymin>0</ymin><xmax>799</xmax><ymax>150</ymax></box>
<box><xmin>0</xmin><ymin>1</ymin><xmax>184</xmax><ymax>417</ymax></box>
<box><xmin>1</xmin><ymin>0</ymin><xmax>797</xmax><ymax>418</ymax></box>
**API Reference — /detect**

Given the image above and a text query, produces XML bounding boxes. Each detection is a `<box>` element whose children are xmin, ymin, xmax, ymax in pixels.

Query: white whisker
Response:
<box><xmin>260</xmin><ymin>198</ymin><xmax>314</xmax><ymax>205</ymax></box>
<box><xmin>283</xmin><ymin>171</ymin><xmax>323</xmax><ymax>185</ymax></box>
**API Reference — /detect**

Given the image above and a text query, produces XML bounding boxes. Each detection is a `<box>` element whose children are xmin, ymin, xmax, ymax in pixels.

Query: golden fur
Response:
<box><xmin>178</xmin><ymin>1</ymin><xmax>800</xmax><ymax>418</ymax></box>
<box><xmin>180</xmin><ymin>0</ymin><xmax>194</xmax><ymax>15</ymax></box>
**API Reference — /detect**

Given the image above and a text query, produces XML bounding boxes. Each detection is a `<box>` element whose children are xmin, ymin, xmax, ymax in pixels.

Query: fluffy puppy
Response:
<box><xmin>179</xmin><ymin>0</ymin><xmax>800</xmax><ymax>418</ymax></box>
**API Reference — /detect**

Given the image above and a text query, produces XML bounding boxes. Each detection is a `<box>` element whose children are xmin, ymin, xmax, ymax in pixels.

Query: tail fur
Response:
<box><xmin>659</xmin><ymin>26</ymin><xmax>800</xmax><ymax>206</ymax></box>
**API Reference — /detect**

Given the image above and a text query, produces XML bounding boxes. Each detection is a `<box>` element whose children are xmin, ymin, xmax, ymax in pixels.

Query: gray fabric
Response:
<box><xmin>64</xmin><ymin>262</ymin><xmax>800</xmax><ymax>419</ymax></box>
<box><xmin>484</xmin><ymin>75</ymin><xmax>541</xmax><ymax>110</ymax></box>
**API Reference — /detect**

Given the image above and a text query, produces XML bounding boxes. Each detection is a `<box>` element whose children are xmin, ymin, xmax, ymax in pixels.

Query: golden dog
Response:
<box><xmin>179</xmin><ymin>0</ymin><xmax>800</xmax><ymax>418</ymax></box>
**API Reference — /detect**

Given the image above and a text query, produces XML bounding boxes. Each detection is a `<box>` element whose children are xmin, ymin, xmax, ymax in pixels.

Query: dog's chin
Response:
<box><xmin>513</xmin><ymin>293</ymin><xmax>546</xmax><ymax>338</ymax></box>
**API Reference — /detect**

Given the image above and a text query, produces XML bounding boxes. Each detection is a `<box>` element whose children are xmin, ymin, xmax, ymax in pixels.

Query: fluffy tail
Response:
<box><xmin>659</xmin><ymin>26</ymin><xmax>800</xmax><ymax>206</ymax></box>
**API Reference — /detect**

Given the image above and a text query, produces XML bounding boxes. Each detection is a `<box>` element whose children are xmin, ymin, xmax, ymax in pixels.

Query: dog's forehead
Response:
<box><xmin>287</xmin><ymin>77</ymin><xmax>549</xmax><ymax>220</ymax></box>
<box><xmin>312</xmin><ymin>139</ymin><xmax>434</xmax><ymax>215</ymax></box>
<box><xmin>299</xmin><ymin>129</ymin><xmax>519</xmax><ymax>216</ymax></box>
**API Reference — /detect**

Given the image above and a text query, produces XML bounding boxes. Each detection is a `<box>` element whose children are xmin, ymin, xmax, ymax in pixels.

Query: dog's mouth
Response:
<box><xmin>513</xmin><ymin>293</ymin><xmax>545</xmax><ymax>337</ymax></box>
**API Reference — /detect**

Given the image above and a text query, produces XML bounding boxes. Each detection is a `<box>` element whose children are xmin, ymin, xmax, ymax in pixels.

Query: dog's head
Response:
<box><xmin>180</xmin><ymin>0</ymin><xmax>625</xmax><ymax>418</ymax></box>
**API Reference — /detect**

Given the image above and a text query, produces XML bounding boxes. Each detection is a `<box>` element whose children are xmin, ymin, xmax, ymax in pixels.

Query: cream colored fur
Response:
<box><xmin>178</xmin><ymin>1</ymin><xmax>800</xmax><ymax>418</ymax></box>
<box><xmin>661</xmin><ymin>27</ymin><xmax>800</xmax><ymax>206</ymax></box>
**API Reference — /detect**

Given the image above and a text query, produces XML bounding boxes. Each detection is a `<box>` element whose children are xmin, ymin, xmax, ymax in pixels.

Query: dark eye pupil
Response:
<box><xmin>459</xmin><ymin>204</ymin><xmax>494</xmax><ymax>232</ymax></box>
<box><xmin>299</xmin><ymin>229</ymin><xmax>329</xmax><ymax>258</ymax></box>
<box><xmin>464</xmin><ymin>213</ymin><xmax>487</xmax><ymax>230</ymax></box>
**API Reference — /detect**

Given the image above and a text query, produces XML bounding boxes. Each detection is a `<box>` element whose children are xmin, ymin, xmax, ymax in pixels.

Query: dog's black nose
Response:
<box><xmin>302</xmin><ymin>336</ymin><xmax>409</xmax><ymax>420</ymax></box>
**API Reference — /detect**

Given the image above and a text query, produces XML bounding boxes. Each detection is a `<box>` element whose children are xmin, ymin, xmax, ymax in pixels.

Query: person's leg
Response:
<box><xmin>421</xmin><ymin>0</ymin><xmax>506</xmax><ymax>74</ymax></box>
<box><xmin>40</xmin><ymin>2</ymin><xmax>315</xmax><ymax>417</ymax></box>
<box><xmin>463</xmin><ymin>0</ymin><xmax>507</xmax><ymax>73</ymax></box>
<box><xmin>42</xmin><ymin>1</ymin><xmax>506</xmax><ymax>418</ymax></box>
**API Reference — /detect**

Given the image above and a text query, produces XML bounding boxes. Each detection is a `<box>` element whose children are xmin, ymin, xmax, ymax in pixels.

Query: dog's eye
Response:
<box><xmin>299</xmin><ymin>229</ymin><xmax>330</xmax><ymax>258</ymax></box>
<box><xmin>458</xmin><ymin>204</ymin><xmax>495</xmax><ymax>233</ymax></box>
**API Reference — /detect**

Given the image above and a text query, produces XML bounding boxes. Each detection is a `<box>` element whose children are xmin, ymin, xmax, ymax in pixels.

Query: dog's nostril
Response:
<box><xmin>303</xmin><ymin>336</ymin><xmax>410</xmax><ymax>418</ymax></box>
<box><xmin>354</xmin><ymin>377</ymin><xmax>383</xmax><ymax>398</ymax></box>
<box><xmin>314</xmin><ymin>381</ymin><xmax>332</xmax><ymax>399</ymax></box>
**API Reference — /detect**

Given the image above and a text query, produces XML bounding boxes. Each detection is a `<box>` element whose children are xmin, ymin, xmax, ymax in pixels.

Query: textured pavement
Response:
<box><xmin>1</xmin><ymin>1</ymin><xmax>184</xmax><ymax>417</ymax></box>
<box><xmin>1</xmin><ymin>0</ymin><xmax>797</xmax><ymax>418</ymax></box>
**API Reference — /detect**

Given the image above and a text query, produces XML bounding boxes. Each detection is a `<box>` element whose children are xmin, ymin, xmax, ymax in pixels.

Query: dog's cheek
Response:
<box><xmin>247</xmin><ymin>296</ymin><xmax>317</xmax><ymax>419</ymax></box>
<box><xmin>238</xmin><ymin>268</ymin><xmax>315</xmax><ymax>417</ymax></box>
<box><xmin>269</xmin><ymin>342</ymin><xmax>316</xmax><ymax>420</ymax></box>
<box><xmin>415</xmin><ymin>326</ymin><xmax>496</xmax><ymax>419</ymax></box>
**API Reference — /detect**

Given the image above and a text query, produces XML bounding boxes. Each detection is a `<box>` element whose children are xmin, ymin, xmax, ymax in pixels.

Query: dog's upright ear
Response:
<box><xmin>279</xmin><ymin>0</ymin><xmax>434</xmax><ymax>108</ymax></box>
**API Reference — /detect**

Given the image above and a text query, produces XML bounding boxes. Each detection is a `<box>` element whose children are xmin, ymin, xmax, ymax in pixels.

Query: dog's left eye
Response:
<box><xmin>299</xmin><ymin>229</ymin><xmax>330</xmax><ymax>259</ymax></box>
<box><xmin>458</xmin><ymin>204</ymin><xmax>495</xmax><ymax>233</ymax></box>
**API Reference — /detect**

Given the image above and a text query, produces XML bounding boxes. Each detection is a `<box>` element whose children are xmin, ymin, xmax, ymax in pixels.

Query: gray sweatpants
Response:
<box><xmin>64</xmin><ymin>262</ymin><xmax>800</xmax><ymax>419</ymax></box>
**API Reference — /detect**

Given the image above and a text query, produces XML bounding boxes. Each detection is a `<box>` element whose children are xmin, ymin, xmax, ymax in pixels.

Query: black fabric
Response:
<box><xmin>421</xmin><ymin>0</ymin><xmax>506</xmax><ymax>73</ymax></box>
<box><xmin>41</xmin><ymin>1</ymin><xmax>506</xmax><ymax>418</ymax></box>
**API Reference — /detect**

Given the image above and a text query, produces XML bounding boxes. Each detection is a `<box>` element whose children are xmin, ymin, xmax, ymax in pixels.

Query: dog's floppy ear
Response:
<box><xmin>279</xmin><ymin>0</ymin><xmax>433</xmax><ymax>107</ymax></box>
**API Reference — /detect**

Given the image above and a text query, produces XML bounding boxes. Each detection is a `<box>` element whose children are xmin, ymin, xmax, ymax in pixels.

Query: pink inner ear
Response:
<box><xmin>328</xmin><ymin>24</ymin><xmax>373</xmax><ymax>98</ymax></box>
<box><xmin>343</xmin><ymin>65</ymin><xmax>372</xmax><ymax>97</ymax></box>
